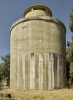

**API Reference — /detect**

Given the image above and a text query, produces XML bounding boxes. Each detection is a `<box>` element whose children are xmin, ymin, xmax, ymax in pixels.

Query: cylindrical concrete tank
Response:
<box><xmin>10</xmin><ymin>4</ymin><xmax>66</xmax><ymax>90</ymax></box>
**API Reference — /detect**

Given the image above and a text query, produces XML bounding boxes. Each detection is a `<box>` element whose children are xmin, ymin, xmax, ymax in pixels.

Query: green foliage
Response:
<box><xmin>69</xmin><ymin>9</ymin><xmax>73</xmax><ymax>32</ymax></box>
<box><xmin>0</xmin><ymin>54</ymin><xmax>10</xmax><ymax>85</ymax></box>
<box><xmin>66</xmin><ymin>8</ymin><xmax>73</xmax><ymax>80</ymax></box>
<box><xmin>33</xmin><ymin>96</ymin><xmax>45</xmax><ymax>100</ymax></box>
<box><xmin>0</xmin><ymin>65</ymin><xmax>3</xmax><ymax>80</ymax></box>
<box><xmin>33</xmin><ymin>95</ymin><xmax>40</xmax><ymax>98</ymax></box>
<box><xmin>66</xmin><ymin>36</ymin><xmax>73</xmax><ymax>78</ymax></box>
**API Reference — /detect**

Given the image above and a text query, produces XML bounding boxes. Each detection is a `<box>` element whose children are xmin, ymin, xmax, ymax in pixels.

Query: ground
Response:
<box><xmin>0</xmin><ymin>89</ymin><xmax>73</xmax><ymax>100</ymax></box>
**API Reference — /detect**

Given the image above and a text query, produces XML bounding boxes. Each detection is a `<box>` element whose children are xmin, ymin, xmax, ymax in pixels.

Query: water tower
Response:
<box><xmin>10</xmin><ymin>4</ymin><xmax>66</xmax><ymax>90</ymax></box>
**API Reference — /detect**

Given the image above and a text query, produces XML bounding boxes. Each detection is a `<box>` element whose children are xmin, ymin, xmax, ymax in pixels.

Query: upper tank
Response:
<box><xmin>10</xmin><ymin>4</ymin><xmax>66</xmax><ymax>56</ymax></box>
<box><xmin>23</xmin><ymin>4</ymin><xmax>52</xmax><ymax>17</ymax></box>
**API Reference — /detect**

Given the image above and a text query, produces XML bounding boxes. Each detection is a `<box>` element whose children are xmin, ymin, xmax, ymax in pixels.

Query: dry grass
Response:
<box><xmin>2</xmin><ymin>89</ymin><xmax>73</xmax><ymax>100</ymax></box>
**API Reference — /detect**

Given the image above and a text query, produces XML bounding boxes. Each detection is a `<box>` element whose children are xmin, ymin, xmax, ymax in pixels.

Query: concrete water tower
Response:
<box><xmin>10</xmin><ymin>4</ymin><xmax>66</xmax><ymax>90</ymax></box>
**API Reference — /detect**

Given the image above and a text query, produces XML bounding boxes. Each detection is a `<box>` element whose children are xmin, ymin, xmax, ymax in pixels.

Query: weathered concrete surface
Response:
<box><xmin>10</xmin><ymin>5</ymin><xmax>66</xmax><ymax>90</ymax></box>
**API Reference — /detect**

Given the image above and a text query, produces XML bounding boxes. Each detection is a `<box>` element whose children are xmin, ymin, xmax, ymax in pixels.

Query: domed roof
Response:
<box><xmin>23</xmin><ymin>4</ymin><xmax>52</xmax><ymax>17</ymax></box>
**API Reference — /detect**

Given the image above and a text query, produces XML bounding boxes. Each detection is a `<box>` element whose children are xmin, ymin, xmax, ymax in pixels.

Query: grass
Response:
<box><xmin>33</xmin><ymin>95</ymin><xmax>40</xmax><ymax>98</ymax></box>
<box><xmin>1</xmin><ymin>89</ymin><xmax>73</xmax><ymax>100</ymax></box>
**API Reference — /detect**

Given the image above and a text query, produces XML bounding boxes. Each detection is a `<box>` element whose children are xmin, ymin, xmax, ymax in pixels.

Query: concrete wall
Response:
<box><xmin>10</xmin><ymin>5</ymin><xmax>66</xmax><ymax>90</ymax></box>
<box><xmin>10</xmin><ymin>52</ymin><xmax>65</xmax><ymax>90</ymax></box>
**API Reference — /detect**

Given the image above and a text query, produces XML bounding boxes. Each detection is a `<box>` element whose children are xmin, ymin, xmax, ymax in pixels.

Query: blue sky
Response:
<box><xmin>0</xmin><ymin>0</ymin><xmax>73</xmax><ymax>61</ymax></box>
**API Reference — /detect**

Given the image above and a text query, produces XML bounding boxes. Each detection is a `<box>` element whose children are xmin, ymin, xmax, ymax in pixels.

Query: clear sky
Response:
<box><xmin>0</xmin><ymin>0</ymin><xmax>73</xmax><ymax>61</ymax></box>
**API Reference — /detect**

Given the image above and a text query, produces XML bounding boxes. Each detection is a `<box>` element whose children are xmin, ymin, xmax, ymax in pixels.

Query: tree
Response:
<box><xmin>66</xmin><ymin>9</ymin><xmax>73</xmax><ymax>86</ymax></box>
<box><xmin>69</xmin><ymin>9</ymin><xmax>73</xmax><ymax>32</ymax></box>
<box><xmin>0</xmin><ymin>64</ymin><xmax>4</xmax><ymax>81</ymax></box>
<box><xmin>66</xmin><ymin>37</ymin><xmax>73</xmax><ymax>78</ymax></box>
<box><xmin>0</xmin><ymin>54</ymin><xmax>10</xmax><ymax>85</ymax></box>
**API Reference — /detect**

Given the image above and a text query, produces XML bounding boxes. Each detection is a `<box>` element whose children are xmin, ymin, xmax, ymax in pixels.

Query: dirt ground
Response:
<box><xmin>1</xmin><ymin>89</ymin><xmax>73</xmax><ymax>100</ymax></box>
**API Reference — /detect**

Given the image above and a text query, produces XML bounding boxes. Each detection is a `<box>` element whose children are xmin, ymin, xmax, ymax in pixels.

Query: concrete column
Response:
<box><xmin>10</xmin><ymin>55</ymin><xmax>17</xmax><ymax>89</ymax></box>
<box><xmin>59</xmin><ymin>55</ymin><xmax>61</xmax><ymax>88</ymax></box>
<box><xmin>30</xmin><ymin>53</ymin><xmax>35</xmax><ymax>90</ymax></box>
<box><xmin>39</xmin><ymin>53</ymin><xmax>43</xmax><ymax>90</ymax></box>
<box><xmin>17</xmin><ymin>55</ymin><xmax>20</xmax><ymax>90</ymax></box>
<box><xmin>57</xmin><ymin>55</ymin><xmax>59</xmax><ymax>88</ymax></box>
<box><xmin>43</xmin><ymin>53</ymin><xmax>47</xmax><ymax>90</ymax></box>
<box><xmin>48</xmin><ymin>53</ymin><xmax>52</xmax><ymax>89</ymax></box>
<box><xmin>19</xmin><ymin>55</ymin><xmax>22</xmax><ymax>90</ymax></box>
<box><xmin>51</xmin><ymin>53</ymin><xmax>54</xmax><ymax>89</ymax></box>
<box><xmin>47</xmin><ymin>53</ymin><xmax>49</xmax><ymax>90</ymax></box>
<box><xmin>61</xmin><ymin>56</ymin><xmax>64</xmax><ymax>88</ymax></box>
<box><xmin>54</xmin><ymin>54</ymin><xmax>57</xmax><ymax>88</ymax></box>
<box><xmin>35</xmin><ymin>53</ymin><xmax>39</xmax><ymax>90</ymax></box>
<box><xmin>59</xmin><ymin>55</ymin><xmax>63</xmax><ymax>88</ymax></box>
<box><xmin>25</xmin><ymin>54</ymin><xmax>30</xmax><ymax>90</ymax></box>
<box><xmin>64</xmin><ymin>57</ymin><xmax>66</xmax><ymax>87</ymax></box>
<box><xmin>22</xmin><ymin>54</ymin><xmax>25</xmax><ymax>90</ymax></box>
<box><xmin>46</xmin><ymin>53</ymin><xmax>48</xmax><ymax>90</ymax></box>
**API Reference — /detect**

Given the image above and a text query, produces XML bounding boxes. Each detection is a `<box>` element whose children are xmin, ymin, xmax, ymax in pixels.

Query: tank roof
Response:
<box><xmin>23</xmin><ymin>4</ymin><xmax>52</xmax><ymax>17</ymax></box>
